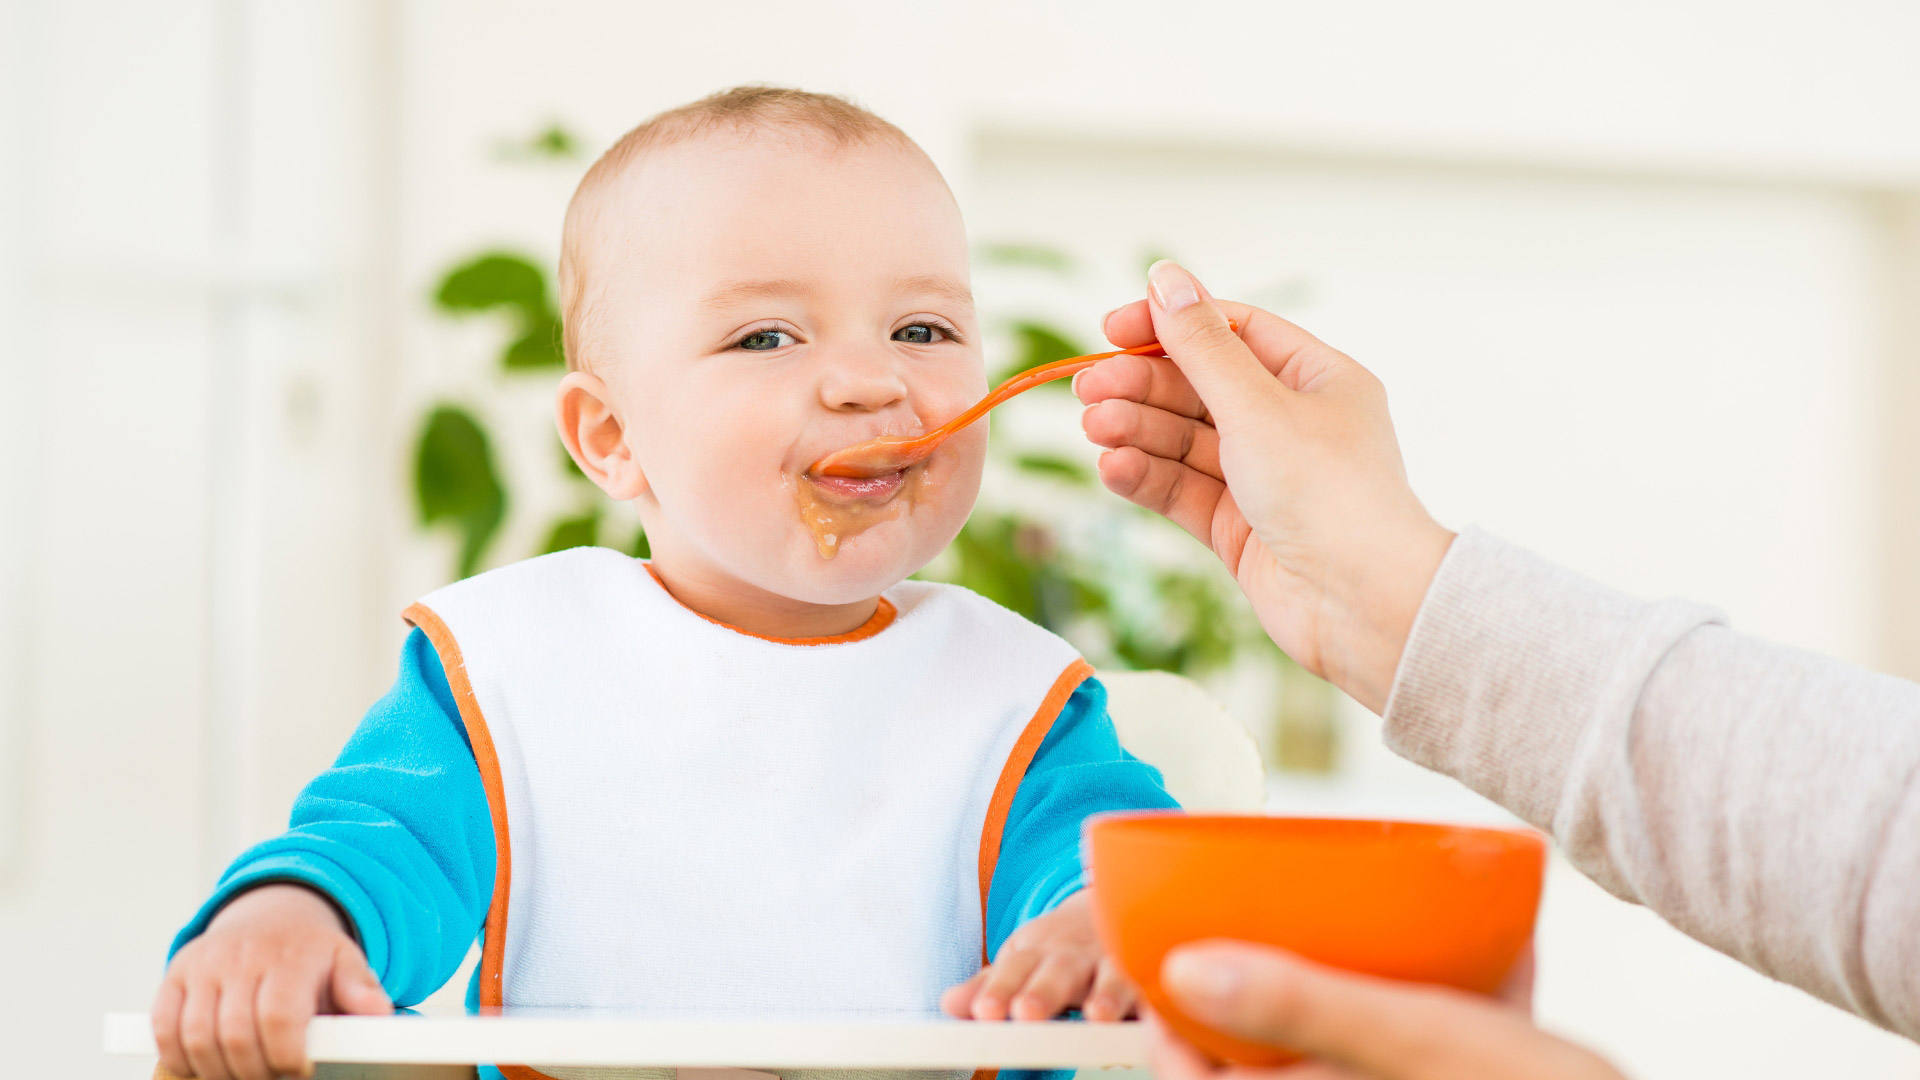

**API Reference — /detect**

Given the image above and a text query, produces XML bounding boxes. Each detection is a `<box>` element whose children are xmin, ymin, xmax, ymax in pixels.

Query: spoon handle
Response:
<box><xmin>927</xmin><ymin>341</ymin><xmax>1171</xmax><ymax>441</ymax></box>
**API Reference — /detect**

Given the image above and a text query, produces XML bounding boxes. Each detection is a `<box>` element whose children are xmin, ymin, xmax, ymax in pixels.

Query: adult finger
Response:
<box><xmin>1498</xmin><ymin>942</ymin><xmax>1536</xmax><ymax>1014</ymax></box>
<box><xmin>214</xmin><ymin>970</ymin><xmax>270</xmax><ymax>1080</ymax></box>
<box><xmin>178</xmin><ymin>977</ymin><xmax>234</xmax><ymax>1080</ymax></box>
<box><xmin>970</xmin><ymin>950</ymin><xmax>1044</xmax><ymax>1021</ymax></box>
<box><xmin>1163</xmin><ymin>942</ymin><xmax>1621</xmax><ymax>1080</ymax></box>
<box><xmin>1144</xmin><ymin>1011</ymin><xmax>1221</xmax><ymax>1080</ymax></box>
<box><xmin>1110</xmin><ymin>289</ymin><xmax>1346</xmax><ymax>393</ymax></box>
<box><xmin>257</xmin><ymin>967</ymin><xmax>318</xmax><ymax>1079</ymax></box>
<box><xmin>1073</xmin><ymin>351</ymin><xmax>1209</xmax><ymax>421</ymax></box>
<box><xmin>1102</xmin><ymin>299</ymin><xmax>1156</xmax><ymax>348</ymax></box>
<box><xmin>1081</xmin><ymin>398</ymin><xmax>1222</xmax><ymax>480</ymax></box>
<box><xmin>1083</xmin><ymin>959</ymin><xmax>1138</xmax><ymax>1022</ymax></box>
<box><xmin>1095</xmin><ymin>447</ymin><xmax>1227</xmax><ymax>548</ymax></box>
<box><xmin>152</xmin><ymin>974</ymin><xmax>194</xmax><ymax>1079</ymax></box>
<box><xmin>1142</xmin><ymin>262</ymin><xmax>1280</xmax><ymax>431</ymax></box>
<box><xmin>1143</xmin><ymin>1013</ymin><xmax>1356</xmax><ymax>1080</ymax></box>
<box><xmin>1011</xmin><ymin>953</ymin><xmax>1096</xmax><ymax>1021</ymax></box>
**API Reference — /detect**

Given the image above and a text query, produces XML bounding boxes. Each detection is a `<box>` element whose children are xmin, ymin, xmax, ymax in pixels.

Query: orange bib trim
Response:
<box><xmin>405</xmin><ymin>600</ymin><xmax>1092</xmax><ymax>1080</ymax></box>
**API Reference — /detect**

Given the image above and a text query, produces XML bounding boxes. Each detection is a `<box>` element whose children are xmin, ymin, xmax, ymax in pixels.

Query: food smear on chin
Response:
<box><xmin>790</xmin><ymin>467</ymin><xmax>930</xmax><ymax>559</ymax></box>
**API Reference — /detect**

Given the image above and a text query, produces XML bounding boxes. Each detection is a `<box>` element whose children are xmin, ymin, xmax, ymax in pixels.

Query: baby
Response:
<box><xmin>151</xmin><ymin>87</ymin><xmax>1177</xmax><ymax>1080</ymax></box>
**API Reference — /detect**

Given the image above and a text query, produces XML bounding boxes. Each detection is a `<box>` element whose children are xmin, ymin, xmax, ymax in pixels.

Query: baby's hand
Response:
<box><xmin>941</xmin><ymin>890</ymin><xmax>1137</xmax><ymax>1022</ymax></box>
<box><xmin>152</xmin><ymin>883</ymin><xmax>391</xmax><ymax>1080</ymax></box>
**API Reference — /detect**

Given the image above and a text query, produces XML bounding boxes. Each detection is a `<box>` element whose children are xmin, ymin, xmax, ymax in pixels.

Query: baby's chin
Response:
<box><xmin>769</xmin><ymin>520</ymin><xmax>949</xmax><ymax>606</ymax></box>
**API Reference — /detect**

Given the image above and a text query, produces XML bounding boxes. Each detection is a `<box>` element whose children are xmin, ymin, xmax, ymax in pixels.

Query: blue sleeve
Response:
<box><xmin>167</xmin><ymin>627</ymin><xmax>497</xmax><ymax>1007</ymax></box>
<box><xmin>984</xmin><ymin>675</ymin><xmax>1181</xmax><ymax>957</ymax></box>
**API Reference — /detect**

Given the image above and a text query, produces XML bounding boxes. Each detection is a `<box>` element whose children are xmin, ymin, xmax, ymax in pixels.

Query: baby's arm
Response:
<box><xmin>944</xmin><ymin>676</ymin><xmax>1181</xmax><ymax>1024</ymax></box>
<box><xmin>152</xmin><ymin>628</ymin><xmax>497</xmax><ymax>1079</ymax></box>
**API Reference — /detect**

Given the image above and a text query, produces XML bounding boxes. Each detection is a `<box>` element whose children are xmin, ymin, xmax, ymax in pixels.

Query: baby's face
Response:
<box><xmin>582</xmin><ymin>134</ymin><xmax>987</xmax><ymax>606</ymax></box>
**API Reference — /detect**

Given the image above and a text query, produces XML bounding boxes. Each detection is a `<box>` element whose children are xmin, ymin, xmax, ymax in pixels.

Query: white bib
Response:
<box><xmin>405</xmin><ymin>548</ymin><xmax>1088</xmax><ymax>1080</ymax></box>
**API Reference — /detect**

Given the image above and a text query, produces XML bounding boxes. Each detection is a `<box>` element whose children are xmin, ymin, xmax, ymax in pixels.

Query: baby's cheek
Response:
<box><xmin>918</xmin><ymin>426</ymin><xmax>987</xmax><ymax>532</ymax></box>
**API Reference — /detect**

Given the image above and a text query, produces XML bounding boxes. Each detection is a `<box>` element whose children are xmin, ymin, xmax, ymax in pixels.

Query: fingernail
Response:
<box><xmin>1164</xmin><ymin>950</ymin><xmax>1244</xmax><ymax>1013</ymax></box>
<box><xmin>1099</xmin><ymin>304</ymin><xmax>1124</xmax><ymax>333</ymax></box>
<box><xmin>1147</xmin><ymin>259</ymin><xmax>1200</xmax><ymax>313</ymax></box>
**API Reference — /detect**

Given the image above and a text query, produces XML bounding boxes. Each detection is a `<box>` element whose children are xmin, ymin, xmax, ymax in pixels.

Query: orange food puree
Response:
<box><xmin>789</xmin><ymin>468</ymin><xmax>930</xmax><ymax>559</ymax></box>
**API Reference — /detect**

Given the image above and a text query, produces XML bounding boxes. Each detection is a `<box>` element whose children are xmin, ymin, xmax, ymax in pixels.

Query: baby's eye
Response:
<box><xmin>736</xmin><ymin>329</ymin><xmax>797</xmax><ymax>351</ymax></box>
<box><xmin>892</xmin><ymin>323</ymin><xmax>951</xmax><ymax>345</ymax></box>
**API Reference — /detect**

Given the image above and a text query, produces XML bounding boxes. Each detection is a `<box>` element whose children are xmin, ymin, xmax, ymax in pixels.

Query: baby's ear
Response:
<box><xmin>555</xmin><ymin>371</ymin><xmax>649</xmax><ymax>500</ymax></box>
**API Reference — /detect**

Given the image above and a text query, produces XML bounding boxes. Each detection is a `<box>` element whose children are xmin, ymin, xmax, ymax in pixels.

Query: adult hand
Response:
<box><xmin>1150</xmin><ymin>941</ymin><xmax>1624</xmax><ymax>1080</ymax></box>
<box><xmin>1075</xmin><ymin>261</ymin><xmax>1452</xmax><ymax>712</ymax></box>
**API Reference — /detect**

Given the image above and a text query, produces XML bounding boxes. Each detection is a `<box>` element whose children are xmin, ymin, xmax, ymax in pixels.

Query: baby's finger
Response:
<box><xmin>1074</xmin><ymin>352</ymin><xmax>1209</xmax><ymax>421</ymax></box>
<box><xmin>327</xmin><ymin>942</ymin><xmax>392</xmax><ymax>1015</ymax></box>
<box><xmin>257</xmin><ymin>968</ymin><xmax>317</xmax><ymax>1079</ymax></box>
<box><xmin>152</xmin><ymin>973</ymin><xmax>194</xmax><ymax>1078</ymax></box>
<box><xmin>971</xmin><ymin>950</ymin><xmax>1044</xmax><ymax>1021</ymax></box>
<box><xmin>1011</xmin><ymin>953</ymin><xmax>1095</xmax><ymax>1021</ymax></box>
<box><xmin>1096</xmin><ymin>447</ymin><xmax>1228</xmax><ymax>549</ymax></box>
<box><xmin>215</xmin><ymin>970</ymin><xmax>270</xmax><ymax>1080</ymax></box>
<box><xmin>941</xmin><ymin>971</ymin><xmax>988</xmax><ymax>1019</ymax></box>
<box><xmin>178</xmin><ymin>978</ymin><xmax>233</xmax><ymax>1080</ymax></box>
<box><xmin>1083</xmin><ymin>959</ymin><xmax>1138</xmax><ymax>1022</ymax></box>
<box><xmin>1082</xmin><ymin>398</ymin><xmax>1222</xmax><ymax>481</ymax></box>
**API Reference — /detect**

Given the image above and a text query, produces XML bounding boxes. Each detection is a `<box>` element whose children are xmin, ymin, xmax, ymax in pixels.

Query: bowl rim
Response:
<box><xmin>1085</xmin><ymin>810</ymin><xmax>1548</xmax><ymax>855</ymax></box>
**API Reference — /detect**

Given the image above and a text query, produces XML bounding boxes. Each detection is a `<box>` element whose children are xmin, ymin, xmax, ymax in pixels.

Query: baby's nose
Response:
<box><xmin>818</xmin><ymin>350</ymin><xmax>910</xmax><ymax>412</ymax></box>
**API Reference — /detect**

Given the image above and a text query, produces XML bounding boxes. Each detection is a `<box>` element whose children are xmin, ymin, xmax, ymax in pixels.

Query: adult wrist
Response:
<box><xmin>1321</xmin><ymin>517</ymin><xmax>1455</xmax><ymax>714</ymax></box>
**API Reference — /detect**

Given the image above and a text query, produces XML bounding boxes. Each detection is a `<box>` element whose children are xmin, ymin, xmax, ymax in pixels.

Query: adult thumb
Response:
<box><xmin>1145</xmin><ymin>260</ymin><xmax>1281</xmax><ymax>425</ymax></box>
<box><xmin>330</xmin><ymin>946</ymin><xmax>393</xmax><ymax>1015</ymax></box>
<box><xmin>1161</xmin><ymin>941</ymin><xmax>1598</xmax><ymax>1080</ymax></box>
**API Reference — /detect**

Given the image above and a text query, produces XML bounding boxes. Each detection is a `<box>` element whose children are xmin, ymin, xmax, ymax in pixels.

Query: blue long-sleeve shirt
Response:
<box><xmin>171</xmin><ymin>627</ymin><xmax>1177</xmax><ymax>1021</ymax></box>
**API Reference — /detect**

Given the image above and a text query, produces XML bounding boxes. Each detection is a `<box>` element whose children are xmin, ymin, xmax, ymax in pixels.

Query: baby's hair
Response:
<box><xmin>559</xmin><ymin>85</ymin><xmax>930</xmax><ymax>372</ymax></box>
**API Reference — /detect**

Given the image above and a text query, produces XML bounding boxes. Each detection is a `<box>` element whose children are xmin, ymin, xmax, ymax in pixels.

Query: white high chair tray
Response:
<box><xmin>103</xmin><ymin>1010</ymin><xmax>1149</xmax><ymax>1068</ymax></box>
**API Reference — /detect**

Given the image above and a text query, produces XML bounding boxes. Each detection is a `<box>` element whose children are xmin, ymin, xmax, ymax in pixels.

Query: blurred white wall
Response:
<box><xmin>5</xmin><ymin>1</ymin><xmax>1920</xmax><ymax>1076</ymax></box>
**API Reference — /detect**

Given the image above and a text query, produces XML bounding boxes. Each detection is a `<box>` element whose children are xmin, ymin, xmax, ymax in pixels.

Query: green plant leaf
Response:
<box><xmin>932</xmin><ymin>514</ymin><xmax>1091</xmax><ymax>632</ymax></box>
<box><xmin>630</xmin><ymin>527</ymin><xmax>651</xmax><ymax>559</ymax></box>
<box><xmin>1012</xmin><ymin>452</ymin><xmax>1093</xmax><ymax>486</ymax></box>
<box><xmin>541</xmin><ymin>508</ymin><xmax>601</xmax><ymax>554</ymax></box>
<box><xmin>504</xmin><ymin>316</ymin><xmax>566</xmax><ymax>369</ymax></box>
<box><xmin>495</xmin><ymin>122</ymin><xmax>586</xmax><ymax>162</ymax></box>
<box><xmin>994</xmin><ymin>321</ymin><xmax>1089</xmax><ymax>385</ymax></box>
<box><xmin>435</xmin><ymin>253</ymin><xmax>550</xmax><ymax>318</ymax></box>
<box><xmin>414</xmin><ymin>405</ymin><xmax>507</xmax><ymax>580</ymax></box>
<box><xmin>1109</xmin><ymin>568</ymin><xmax>1240</xmax><ymax>673</ymax></box>
<box><xmin>532</xmin><ymin>124</ymin><xmax>580</xmax><ymax>157</ymax></box>
<box><xmin>978</xmin><ymin>243</ymin><xmax>1074</xmax><ymax>274</ymax></box>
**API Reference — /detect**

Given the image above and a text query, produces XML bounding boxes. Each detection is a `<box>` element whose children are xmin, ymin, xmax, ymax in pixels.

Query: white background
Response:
<box><xmin>4</xmin><ymin>1</ymin><xmax>1920</xmax><ymax>1076</ymax></box>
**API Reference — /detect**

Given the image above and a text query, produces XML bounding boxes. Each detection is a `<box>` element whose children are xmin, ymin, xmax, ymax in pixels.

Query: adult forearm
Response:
<box><xmin>1384</xmin><ymin>528</ymin><xmax>1920</xmax><ymax>1037</ymax></box>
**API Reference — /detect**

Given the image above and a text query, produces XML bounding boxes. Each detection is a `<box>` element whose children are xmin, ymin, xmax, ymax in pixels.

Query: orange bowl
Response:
<box><xmin>1086</xmin><ymin>813</ymin><xmax>1546</xmax><ymax>1065</ymax></box>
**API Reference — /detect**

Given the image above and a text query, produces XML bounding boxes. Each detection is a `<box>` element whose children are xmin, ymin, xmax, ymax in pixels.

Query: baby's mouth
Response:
<box><xmin>804</xmin><ymin>467</ymin><xmax>908</xmax><ymax>503</ymax></box>
<box><xmin>793</xmin><ymin>463</ymin><xmax>923</xmax><ymax>560</ymax></box>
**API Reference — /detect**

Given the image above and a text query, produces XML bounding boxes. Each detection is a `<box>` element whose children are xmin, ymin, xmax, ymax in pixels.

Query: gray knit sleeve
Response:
<box><xmin>1383</xmin><ymin>528</ymin><xmax>1920</xmax><ymax>1038</ymax></box>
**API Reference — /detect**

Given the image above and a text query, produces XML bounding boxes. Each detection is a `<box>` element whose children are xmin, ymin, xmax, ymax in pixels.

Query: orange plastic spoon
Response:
<box><xmin>810</xmin><ymin>324</ymin><xmax>1235</xmax><ymax>480</ymax></box>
